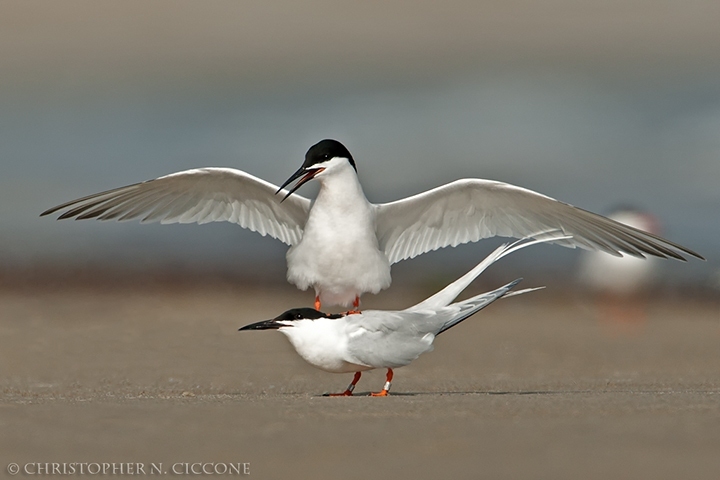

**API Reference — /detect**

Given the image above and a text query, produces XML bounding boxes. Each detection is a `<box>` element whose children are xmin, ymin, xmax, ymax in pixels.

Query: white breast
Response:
<box><xmin>278</xmin><ymin>319</ymin><xmax>372</xmax><ymax>373</ymax></box>
<box><xmin>286</xmin><ymin>166</ymin><xmax>391</xmax><ymax>307</ymax></box>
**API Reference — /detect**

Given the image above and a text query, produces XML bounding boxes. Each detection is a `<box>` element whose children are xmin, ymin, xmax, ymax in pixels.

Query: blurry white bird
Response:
<box><xmin>238</xmin><ymin>234</ymin><xmax>565</xmax><ymax>396</ymax></box>
<box><xmin>41</xmin><ymin>139</ymin><xmax>703</xmax><ymax>310</ymax></box>
<box><xmin>579</xmin><ymin>207</ymin><xmax>661</xmax><ymax>295</ymax></box>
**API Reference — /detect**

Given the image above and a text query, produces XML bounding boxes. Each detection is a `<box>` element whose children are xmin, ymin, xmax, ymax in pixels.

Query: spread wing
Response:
<box><xmin>41</xmin><ymin>168</ymin><xmax>312</xmax><ymax>246</ymax></box>
<box><xmin>375</xmin><ymin>179</ymin><xmax>703</xmax><ymax>264</ymax></box>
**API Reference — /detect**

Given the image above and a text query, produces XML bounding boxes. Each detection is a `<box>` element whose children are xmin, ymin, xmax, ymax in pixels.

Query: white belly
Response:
<box><xmin>286</xmin><ymin>194</ymin><xmax>391</xmax><ymax>308</ymax></box>
<box><xmin>279</xmin><ymin>321</ymin><xmax>373</xmax><ymax>373</ymax></box>
<box><xmin>287</xmin><ymin>228</ymin><xmax>391</xmax><ymax>307</ymax></box>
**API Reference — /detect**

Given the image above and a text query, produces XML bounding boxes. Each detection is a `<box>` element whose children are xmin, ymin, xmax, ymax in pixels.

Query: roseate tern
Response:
<box><xmin>579</xmin><ymin>207</ymin><xmax>661</xmax><ymax>295</ymax></box>
<box><xmin>238</xmin><ymin>235</ymin><xmax>562</xmax><ymax>396</ymax></box>
<box><xmin>41</xmin><ymin>139</ymin><xmax>703</xmax><ymax>310</ymax></box>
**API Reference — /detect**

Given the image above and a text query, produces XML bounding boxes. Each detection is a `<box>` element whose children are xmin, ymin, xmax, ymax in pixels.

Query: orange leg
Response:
<box><xmin>345</xmin><ymin>296</ymin><xmax>362</xmax><ymax>315</ymax></box>
<box><xmin>314</xmin><ymin>295</ymin><xmax>321</xmax><ymax>311</ymax></box>
<box><xmin>326</xmin><ymin>372</ymin><xmax>362</xmax><ymax>397</ymax></box>
<box><xmin>370</xmin><ymin>368</ymin><xmax>393</xmax><ymax>396</ymax></box>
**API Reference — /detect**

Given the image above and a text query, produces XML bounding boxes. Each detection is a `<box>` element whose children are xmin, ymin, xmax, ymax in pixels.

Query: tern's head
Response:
<box><xmin>276</xmin><ymin>139</ymin><xmax>356</xmax><ymax>201</ymax></box>
<box><xmin>238</xmin><ymin>307</ymin><xmax>342</xmax><ymax>331</ymax></box>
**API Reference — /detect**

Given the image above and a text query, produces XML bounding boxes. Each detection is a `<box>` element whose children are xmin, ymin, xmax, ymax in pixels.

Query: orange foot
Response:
<box><xmin>345</xmin><ymin>296</ymin><xmax>361</xmax><ymax>315</ymax></box>
<box><xmin>369</xmin><ymin>368</ymin><xmax>393</xmax><ymax>396</ymax></box>
<box><xmin>326</xmin><ymin>390</ymin><xmax>353</xmax><ymax>397</ymax></box>
<box><xmin>314</xmin><ymin>295</ymin><xmax>321</xmax><ymax>311</ymax></box>
<box><xmin>324</xmin><ymin>372</ymin><xmax>362</xmax><ymax>397</ymax></box>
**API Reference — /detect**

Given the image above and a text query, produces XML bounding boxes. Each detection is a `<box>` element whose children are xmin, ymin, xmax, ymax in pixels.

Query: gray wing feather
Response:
<box><xmin>436</xmin><ymin>278</ymin><xmax>522</xmax><ymax>334</ymax></box>
<box><xmin>41</xmin><ymin>168</ymin><xmax>312</xmax><ymax>246</ymax></box>
<box><xmin>342</xmin><ymin>279</ymin><xmax>520</xmax><ymax>368</ymax></box>
<box><xmin>343</xmin><ymin>311</ymin><xmax>439</xmax><ymax>369</ymax></box>
<box><xmin>343</xmin><ymin>277</ymin><xmax>521</xmax><ymax>369</ymax></box>
<box><xmin>374</xmin><ymin>179</ymin><xmax>703</xmax><ymax>264</ymax></box>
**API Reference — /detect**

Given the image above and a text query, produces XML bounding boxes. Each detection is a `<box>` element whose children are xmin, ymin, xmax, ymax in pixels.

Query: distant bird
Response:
<box><xmin>579</xmin><ymin>207</ymin><xmax>665</xmax><ymax>332</ymax></box>
<box><xmin>41</xmin><ymin>139</ymin><xmax>704</xmax><ymax>310</ymax></box>
<box><xmin>579</xmin><ymin>207</ymin><xmax>661</xmax><ymax>295</ymax></box>
<box><xmin>238</xmin><ymin>235</ymin><xmax>561</xmax><ymax>396</ymax></box>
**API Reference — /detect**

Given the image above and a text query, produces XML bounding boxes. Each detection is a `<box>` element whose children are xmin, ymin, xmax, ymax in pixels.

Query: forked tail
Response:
<box><xmin>408</xmin><ymin>231</ymin><xmax>571</xmax><ymax>312</ymax></box>
<box><xmin>435</xmin><ymin>278</ymin><xmax>528</xmax><ymax>334</ymax></box>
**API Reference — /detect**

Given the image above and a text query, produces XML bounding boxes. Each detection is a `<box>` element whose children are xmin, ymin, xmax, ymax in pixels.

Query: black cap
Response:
<box><xmin>304</xmin><ymin>139</ymin><xmax>356</xmax><ymax>172</ymax></box>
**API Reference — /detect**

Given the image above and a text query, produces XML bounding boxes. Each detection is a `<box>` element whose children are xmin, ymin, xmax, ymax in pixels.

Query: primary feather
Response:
<box><xmin>41</xmin><ymin>168</ymin><xmax>311</xmax><ymax>246</ymax></box>
<box><xmin>375</xmin><ymin>179</ymin><xmax>702</xmax><ymax>264</ymax></box>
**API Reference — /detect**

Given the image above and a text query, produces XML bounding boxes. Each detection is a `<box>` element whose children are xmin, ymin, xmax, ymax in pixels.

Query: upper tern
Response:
<box><xmin>238</xmin><ymin>235</ymin><xmax>562</xmax><ymax>396</ymax></box>
<box><xmin>41</xmin><ymin>139</ymin><xmax>703</xmax><ymax>310</ymax></box>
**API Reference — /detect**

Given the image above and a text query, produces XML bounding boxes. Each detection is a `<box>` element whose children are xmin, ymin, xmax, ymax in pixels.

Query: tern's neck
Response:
<box><xmin>315</xmin><ymin>165</ymin><xmax>368</xmax><ymax>206</ymax></box>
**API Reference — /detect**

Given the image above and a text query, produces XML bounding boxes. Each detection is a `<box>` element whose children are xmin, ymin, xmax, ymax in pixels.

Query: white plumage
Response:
<box><xmin>42</xmin><ymin>139</ymin><xmax>703</xmax><ymax>308</ymax></box>
<box><xmin>239</xmin><ymin>235</ymin><xmax>559</xmax><ymax>396</ymax></box>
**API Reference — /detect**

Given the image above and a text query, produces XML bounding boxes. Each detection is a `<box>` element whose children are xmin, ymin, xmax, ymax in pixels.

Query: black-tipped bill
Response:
<box><xmin>275</xmin><ymin>167</ymin><xmax>325</xmax><ymax>202</ymax></box>
<box><xmin>238</xmin><ymin>319</ymin><xmax>288</xmax><ymax>331</ymax></box>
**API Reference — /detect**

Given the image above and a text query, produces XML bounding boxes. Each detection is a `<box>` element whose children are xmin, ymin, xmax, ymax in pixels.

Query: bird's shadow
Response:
<box><xmin>316</xmin><ymin>390</ymin><xmax>591</xmax><ymax>398</ymax></box>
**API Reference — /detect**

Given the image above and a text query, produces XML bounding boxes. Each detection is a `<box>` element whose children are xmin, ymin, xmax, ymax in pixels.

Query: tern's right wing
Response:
<box><xmin>40</xmin><ymin>168</ymin><xmax>312</xmax><ymax>246</ymax></box>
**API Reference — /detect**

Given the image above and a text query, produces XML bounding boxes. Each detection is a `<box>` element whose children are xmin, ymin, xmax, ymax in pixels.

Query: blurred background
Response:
<box><xmin>3</xmin><ymin>5</ymin><xmax>720</xmax><ymax>477</ymax></box>
<box><xmin>1</xmin><ymin>0</ymin><xmax>718</xmax><ymax>295</ymax></box>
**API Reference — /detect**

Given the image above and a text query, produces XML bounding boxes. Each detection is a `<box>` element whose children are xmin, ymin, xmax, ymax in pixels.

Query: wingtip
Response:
<box><xmin>507</xmin><ymin>277</ymin><xmax>523</xmax><ymax>288</ymax></box>
<box><xmin>689</xmin><ymin>250</ymin><xmax>706</xmax><ymax>262</ymax></box>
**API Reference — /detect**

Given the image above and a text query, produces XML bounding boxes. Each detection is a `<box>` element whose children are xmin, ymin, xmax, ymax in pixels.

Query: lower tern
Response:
<box><xmin>41</xmin><ymin>139</ymin><xmax>703</xmax><ymax>310</ymax></box>
<box><xmin>238</xmin><ymin>235</ymin><xmax>563</xmax><ymax>396</ymax></box>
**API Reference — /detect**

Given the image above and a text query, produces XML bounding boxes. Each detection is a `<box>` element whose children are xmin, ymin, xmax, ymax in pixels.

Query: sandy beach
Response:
<box><xmin>2</xmin><ymin>284</ymin><xmax>719</xmax><ymax>479</ymax></box>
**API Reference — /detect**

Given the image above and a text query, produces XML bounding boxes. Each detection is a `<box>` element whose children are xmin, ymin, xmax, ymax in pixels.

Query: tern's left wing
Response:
<box><xmin>41</xmin><ymin>168</ymin><xmax>311</xmax><ymax>246</ymax></box>
<box><xmin>374</xmin><ymin>179</ymin><xmax>703</xmax><ymax>264</ymax></box>
<box><xmin>343</xmin><ymin>311</ymin><xmax>437</xmax><ymax>369</ymax></box>
<box><xmin>343</xmin><ymin>279</ymin><xmax>518</xmax><ymax>369</ymax></box>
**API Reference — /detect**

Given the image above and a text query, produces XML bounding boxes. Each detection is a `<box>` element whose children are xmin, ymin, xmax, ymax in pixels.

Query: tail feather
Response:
<box><xmin>502</xmin><ymin>286</ymin><xmax>545</xmax><ymax>298</ymax></box>
<box><xmin>437</xmin><ymin>278</ymin><xmax>522</xmax><ymax>334</ymax></box>
<box><xmin>409</xmin><ymin>231</ymin><xmax>571</xmax><ymax>312</ymax></box>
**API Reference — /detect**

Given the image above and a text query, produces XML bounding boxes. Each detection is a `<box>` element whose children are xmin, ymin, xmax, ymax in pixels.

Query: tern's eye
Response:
<box><xmin>295</xmin><ymin>314</ymin><xmax>303</xmax><ymax>319</ymax></box>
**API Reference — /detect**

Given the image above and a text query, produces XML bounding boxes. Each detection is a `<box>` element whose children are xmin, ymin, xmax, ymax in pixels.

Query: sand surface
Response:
<box><xmin>2</xmin><ymin>285</ymin><xmax>719</xmax><ymax>479</ymax></box>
